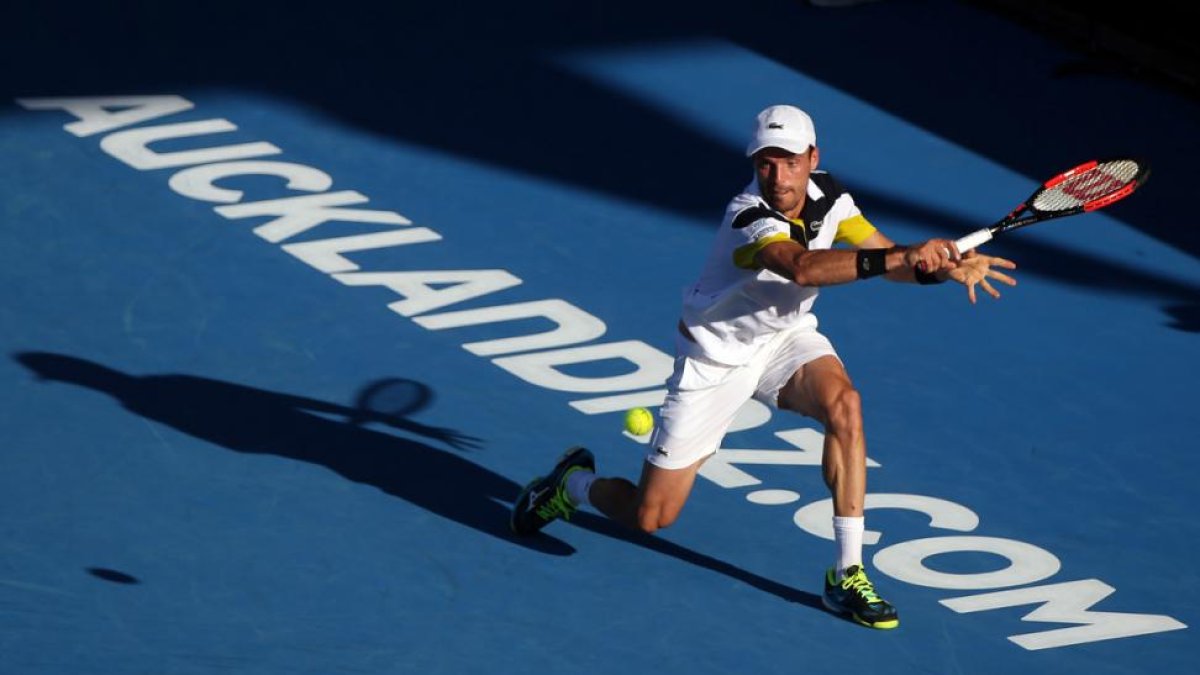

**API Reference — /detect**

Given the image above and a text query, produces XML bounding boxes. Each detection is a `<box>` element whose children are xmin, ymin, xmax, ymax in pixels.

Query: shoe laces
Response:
<box><xmin>841</xmin><ymin>568</ymin><xmax>883</xmax><ymax>604</ymax></box>
<box><xmin>535</xmin><ymin>487</ymin><xmax>576</xmax><ymax>521</ymax></box>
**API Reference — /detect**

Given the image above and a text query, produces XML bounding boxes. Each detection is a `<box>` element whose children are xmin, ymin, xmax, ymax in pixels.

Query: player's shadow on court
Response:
<box><xmin>14</xmin><ymin>351</ymin><xmax>572</xmax><ymax>557</ymax></box>
<box><xmin>15</xmin><ymin>352</ymin><xmax>823</xmax><ymax>610</ymax></box>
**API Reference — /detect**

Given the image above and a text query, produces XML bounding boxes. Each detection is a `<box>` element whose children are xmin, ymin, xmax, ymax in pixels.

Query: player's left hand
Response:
<box><xmin>947</xmin><ymin>250</ymin><xmax>1017</xmax><ymax>304</ymax></box>
<box><xmin>418</xmin><ymin>423</ymin><xmax>483</xmax><ymax>451</ymax></box>
<box><xmin>381</xmin><ymin>417</ymin><xmax>483</xmax><ymax>451</ymax></box>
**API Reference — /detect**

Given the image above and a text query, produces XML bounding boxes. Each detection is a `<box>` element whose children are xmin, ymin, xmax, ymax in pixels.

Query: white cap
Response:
<box><xmin>745</xmin><ymin>105</ymin><xmax>816</xmax><ymax>157</ymax></box>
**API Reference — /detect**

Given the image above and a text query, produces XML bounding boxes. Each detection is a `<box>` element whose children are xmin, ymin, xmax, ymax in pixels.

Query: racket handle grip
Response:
<box><xmin>955</xmin><ymin>228</ymin><xmax>994</xmax><ymax>253</ymax></box>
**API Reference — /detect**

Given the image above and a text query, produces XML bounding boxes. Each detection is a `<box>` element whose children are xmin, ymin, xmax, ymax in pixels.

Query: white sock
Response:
<box><xmin>833</xmin><ymin>515</ymin><xmax>865</xmax><ymax>578</ymax></box>
<box><xmin>565</xmin><ymin>469</ymin><xmax>596</xmax><ymax>508</ymax></box>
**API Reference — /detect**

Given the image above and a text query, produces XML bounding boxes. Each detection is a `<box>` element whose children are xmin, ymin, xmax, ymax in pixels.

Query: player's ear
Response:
<box><xmin>809</xmin><ymin>146</ymin><xmax>820</xmax><ymax>169</ymax></box>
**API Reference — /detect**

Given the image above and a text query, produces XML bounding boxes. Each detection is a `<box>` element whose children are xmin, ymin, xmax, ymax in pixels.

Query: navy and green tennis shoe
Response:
<box><xmin>823</xmin><ymin>564</ymin><xmax>900</xmax><ymax>629</ymax></box>
<box><xmin>510</xmin><ymin>446</ymin><xmax>595</xmax><ymax>535</ymax></box>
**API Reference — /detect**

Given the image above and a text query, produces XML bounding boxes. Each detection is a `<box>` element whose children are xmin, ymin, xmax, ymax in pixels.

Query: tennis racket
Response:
<box><xmin>954</xmin><ymin>157</ymin><xmax>1150</xmax><ymax>254</ymax></box>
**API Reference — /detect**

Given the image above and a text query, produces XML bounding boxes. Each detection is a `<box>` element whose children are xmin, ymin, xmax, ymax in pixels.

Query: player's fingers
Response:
<box><xmin>981</xmin><ymin>279</ymin><xmax>1000</xmax><ymax>299</ymax></box>
<box><xmin>967</xmin><ymin>283</ymin><xmax>977</xmax><ymax>304</ymax></box>
<box><xmin>988</xmin><ymin>256</ymin><xmax>1017</xmax><ymax>269</ymax></box>
<box><xmin>989</xmin><ymin>270</ymin><xmax>1017</xmax><ymax>286</ymax></box>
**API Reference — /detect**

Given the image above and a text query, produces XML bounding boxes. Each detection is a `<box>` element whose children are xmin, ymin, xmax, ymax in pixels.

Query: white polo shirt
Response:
<box><xmin>678</xmin><ymin>170</ymin><xmax>876</xmax><ymax>366</ymax></box>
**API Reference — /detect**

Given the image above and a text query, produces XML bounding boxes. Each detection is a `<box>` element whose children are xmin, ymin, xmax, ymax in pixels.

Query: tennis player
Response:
<box><xmin>511</xmin><ymin>104</ymin><xmax>1017</xmax><ymax>629</ymax></box>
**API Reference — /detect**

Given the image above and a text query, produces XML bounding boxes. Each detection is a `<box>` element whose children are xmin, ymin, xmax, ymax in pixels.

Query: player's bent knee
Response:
<box><xmin>636</xmin><ymin>506</ymin><xmax>660</xmax><ymax>534</ymax></box>
<box><xmin>636</xmin><ymin>502</ymin><xmax>679</xmax><ymax>534</ymax></box>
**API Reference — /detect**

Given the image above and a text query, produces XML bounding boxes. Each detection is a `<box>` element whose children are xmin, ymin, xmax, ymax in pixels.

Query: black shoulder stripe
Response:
<box><xmin>810</xmin><ymin>171</ymin><xmax>848</xmax><ymax>201</ymax></box>
<box><xmin>732</xmin><ymin>204</ymin><xmax>788</xmax><ymax>230</ymax></box>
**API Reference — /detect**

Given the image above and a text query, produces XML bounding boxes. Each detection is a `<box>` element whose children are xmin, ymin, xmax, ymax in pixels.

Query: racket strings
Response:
<box><xmin>1033</xmin><ymin>159</ymin><xmax>1142</xmax><ymax>212</ymax></box>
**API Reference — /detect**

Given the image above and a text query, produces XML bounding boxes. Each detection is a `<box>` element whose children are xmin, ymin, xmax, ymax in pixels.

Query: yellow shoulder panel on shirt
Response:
<box><xmin>834</xmin><ymin>214</ymin><xmax>877</xmax><ymax>246</ymax></box>
<box><xmin>733</xmin><ymin>232</ymin><xmax>791</xmax><ymax>269</ymax></box>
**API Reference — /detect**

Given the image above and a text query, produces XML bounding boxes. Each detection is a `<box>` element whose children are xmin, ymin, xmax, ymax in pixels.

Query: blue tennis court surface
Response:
<box><xmin>2</xmin><ymin>2</ymin><xmax>1197</xmax><ymax>673</ymax></box>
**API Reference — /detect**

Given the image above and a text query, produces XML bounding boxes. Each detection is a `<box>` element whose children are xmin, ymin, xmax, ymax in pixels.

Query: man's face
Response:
<box><xmin>753</xmin><ymin>146</ymin><xmax>818</xmax><ymax>218</ymax></box>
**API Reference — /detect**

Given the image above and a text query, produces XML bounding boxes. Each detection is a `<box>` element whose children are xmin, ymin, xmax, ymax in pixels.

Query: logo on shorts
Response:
<box><xmin>654</xmin><ymin>446</ymin><xmax>670</xmax><ymax>457</ymax></box>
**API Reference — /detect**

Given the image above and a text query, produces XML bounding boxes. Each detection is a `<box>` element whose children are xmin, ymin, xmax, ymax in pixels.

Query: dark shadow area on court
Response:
<box><xmin>964</xmin><ymin>0</ymin><xmax>1200</xmax><ymax>99</ymax></box>
<box><xmin>16</xmin><ymin>352</ymin><xmax>824</xmax><ymax>610</ymax></box>
<box><xmin>86</xmin><ymin>567</ymin><xmax>140</xmax><ymax>585</ymax></box>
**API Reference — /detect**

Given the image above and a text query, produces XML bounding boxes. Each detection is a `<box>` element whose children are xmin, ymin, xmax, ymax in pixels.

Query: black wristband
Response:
<box><xmin>856</xmin><ymin>249</ymin><xmax>887</xmax><ymax>279</ymax></box>
<box><xmin>914</xmin><ymin>267</ymin><xmax>945</xmax><ymax>285</ymax></box>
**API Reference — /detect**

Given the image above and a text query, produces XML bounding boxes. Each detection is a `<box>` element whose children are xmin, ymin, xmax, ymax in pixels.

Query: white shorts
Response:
<box><xmin>646</xmin><ymin>322</ymin><xmax>838</xmax><ymax>470</ymax></box>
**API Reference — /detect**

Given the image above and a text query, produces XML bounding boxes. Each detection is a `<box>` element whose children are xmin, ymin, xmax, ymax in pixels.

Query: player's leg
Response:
<box><xmin>588</xmin><ymin>457</ymin><xmax>706</xmax><ymax>534</ymax></box>
<box><xmin>579</xmin><ymin>351</ymin><xmax>747</xmax><ymax>533</ymax></box>
<box><xmin>515</xmin><ymin>452</ymin><xmax>704</xmax><ymax>536</ymax></box>
<box><xmin>599</xmin><ymin>351</ymin><xmax>757</xmax><ymax>532</ymax></box>
<box><xmin>512</xmin><ymin>351</ymin><xmax>752</xmax><ymax>536</ymax></box>
<box><xmin>777</xmin><ymin>355</ymin><xmax>865</xmax><ymax>518</ymax></box>
<box><xmin>770</xmin><ymin>350</ymin><xmax>898</xmax><ymax>629</ymax></box>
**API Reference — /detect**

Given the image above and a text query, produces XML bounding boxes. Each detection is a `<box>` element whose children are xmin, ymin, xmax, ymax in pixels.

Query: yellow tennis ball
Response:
<box><xmin>624</xmin><ymin>407</ymin><xmax>654</xmax><ymax>435</ymax></box>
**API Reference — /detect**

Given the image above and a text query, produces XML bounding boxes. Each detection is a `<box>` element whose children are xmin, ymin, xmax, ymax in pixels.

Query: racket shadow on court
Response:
<box><xmin>16</xmin><ymin>352</ymin><xmax>823</xmax><ymax>610</ymax></box>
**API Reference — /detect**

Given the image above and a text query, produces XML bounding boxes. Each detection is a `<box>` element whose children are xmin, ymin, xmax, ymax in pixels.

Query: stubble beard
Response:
<box><xmin>766</xmin><ymin>191</ymin><xmax>800</xmax><ymax>217</ymax></box>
